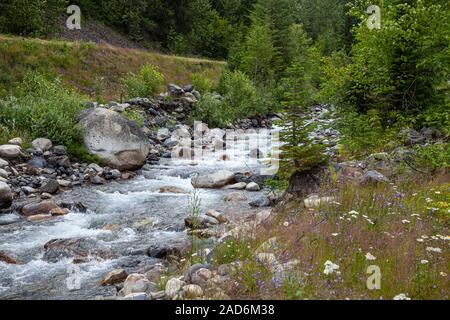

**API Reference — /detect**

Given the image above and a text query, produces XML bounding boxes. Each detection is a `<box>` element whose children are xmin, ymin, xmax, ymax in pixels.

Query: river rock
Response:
<box><xmin>0</xmin><ymin>158</ymin><xmax>8</xmax><ymax>168</ymax></box>
<box><xmin>90</xmin><ymin>175</ymin><xmax>106</xmax><ymax>185</ymax></box>
<box><xmin>249</xmin><ymin>195</ymin><xmax>271</xmax><ymax>207</ymax></box>
<box><xmin>190</xmin><ymin>268</ymin><xmax>212</xmax><ymax>289</ymax></box>
<box><xmin>50</xmin><ymin>207</ymin><xmax>70</xmax><ymax>216</ymax></box>
<box><xmin>104</xmin><ymin>169</ymin><xmax>121</xmax><ymax>180</ymax></box>
<box><xmin>101</xmin><ymin>269</ymin><xmax>129</xmax><ymax>286</ymax></box>
<box><xmin>246</xmin><ymin>182</ymin><xmax>260</xmax><ymax>191</ymax></box>
<box><xmin>119</xmin><ymin>274</ymin><xmax>154</xmax><ymax>296</ymax></box>
<box><xmin>78</xmin><ymin>108</ymin><xmax>150</xmax><ymax>170</ymax></box>
<box><xmin>21</xmin><ymin>200</ymin><xmax>59</xmax><ymax>216</ymax></box>
<box><xmin>147</xmin><ymin>241</ymin><xmax>189</xmax><ymax>259</ymax></box>
<box><xmin>27</xmin><ymin>214</ymin><xmax>54</xmax><ymax>223</ymax></box>
<box><xmin>192</xmin><ymin>170</ymin><xmax>235</xmax><ymax>188</ymax></box>
<box><xmin>183</xmin><ymin>284</ymin><xmax>203</xmax><ymax>299</ymax></box>
<box><xmin>32</xmin><ymin>138</ymin><xmax>52</xmax><ymax>151</ymax></box>
<box><xmin>0</xmin><ymin>145</ymin><xmax>22</xmax><ymax>159</ymax></box>
<box><xmin>165</xmin><ymin>278</ymin><xmax>185</xmax><ymax>299</ymax></box>
<box><xmin>360</xmin><ymin>170</ymin><xmax>389</xmax><ymax>184</ymax></box>
<box><xmin>0</xmin><ymin>251</ymin><xmax>17</xmax><ymax>264</ymax></box>
<box><xmin>158</xmin><ymin>186</ymin><xmax>189</xmax><ymax>194</ymax></box>
<box><xmin>206</xmin><ymin>209</ymin><xmax>228</xmax><ymax>224</ymax></box>
<box><xmin>224</xmin><ymin>182</ymin><xmax>247</xmax><ymax>190</ymax></box>
<box><xmin>53</xmin><ymin>145</ymin><xmax>67</xmax><ymax>155</ymax></box>
<box><xmin>43</xmin><ymin>238</ymin><xmax>109</xmax><ymax>263</ymax></box>
<box><xmin>8</xmin><ymin>137</ymin><xmax>22</xmax><ymax>146</ymax></box>
<box><xmin>27</xmin><ymin>157</ymin><xmax>47</xmax><ymax>169</ymax></box>
<box><xmin>40</xmin><ymin>180</ymin><xmax>60</xmax><ymax>194</ymax></box>
<box><xmin>0</xmin><ymin>168</ymin><xmax>8</xmax><ymax>179</ymax></box>
<box><xmin>223</xmin><ymin>192</ymin><xmax>247</xmax><ymax>202</ymax></box>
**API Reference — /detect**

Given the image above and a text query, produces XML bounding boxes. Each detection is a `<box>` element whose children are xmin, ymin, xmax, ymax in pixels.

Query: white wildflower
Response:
<box><xmin>323</xmin><ymin>260</ymin><xmax>340</xmax><ymax>275</ymax></box>
<box><xmin>440</xmin><ymin>272</ymin><xmax>447</xmax><ymax>277</ymax></box>
<box><xmin>402</xmin><ymin>220</ymin><xmax>410</xmax><ymax>224</ymax></box>
<box><xmin>426</xmin><ymin>247</ymin><xmax>442</xmax><ymax>253</ymax></box>
<box><xmin>420</xmin><ymin>260</ymin><xmax>429</xmax><ymax>265</ymax></box>
<box><xmin>365</xmin><ymin>253</ymin><xmax>376</xmax><ymax>261</ymax></box>
<box><xmin>393</xmin><ymin>293</ymin><xmax>411</xmax><ymax>300</ymax></box>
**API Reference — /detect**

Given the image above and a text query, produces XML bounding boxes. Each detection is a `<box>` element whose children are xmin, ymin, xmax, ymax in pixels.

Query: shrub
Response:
<box><xmin>192</xmin><ymin>93</ymin><xmax>233</xmax><ymax>128</ymax></box>
<box><xmin>122</xmin><ymin>64</ymin><xmax>164</xmax><ymax>98</ymax></box>
<box><xmin>0</xmin><ymin>72</ymin><xmax>87</xmax><ymax>147</ymax></box>
<box><xmin>217</xmin><ymin>70</ymin><xmax>266</xmax><ymax>119</ymax></box>
<box><xmin>191</xmin><ymin>72</ymin><xmax>212</xmax><ymax>93</ymax></box>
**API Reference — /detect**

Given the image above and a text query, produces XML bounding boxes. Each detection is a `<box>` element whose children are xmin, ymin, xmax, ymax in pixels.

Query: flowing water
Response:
<box><xmin>0</xmin><ymin>127</ymin><xmax>280</xmax><ymax>300</ymax></box>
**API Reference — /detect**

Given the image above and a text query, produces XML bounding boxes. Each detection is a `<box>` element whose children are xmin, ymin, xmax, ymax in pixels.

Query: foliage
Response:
<box><xmin>191</xmin><ymin>72</ymin><xmax>213</xmax><ymax>93</ymax></box>
<box><xmin>277</xmin><ymin>29</ymin><xmax>328</xmax><ymax>178</ymax></box>
<box><xmin>336</xmin><ymin>110</ymin><xmax>399</xmax><ymax>159</ymax></box>
<box><xmin>0</xmin><ymin>72</ymin><xmax>87</xmax><ymax>147</ymax></box>
<box><xmin>122</xmin><ymin>64</ymin><xmax>165</xmax><ymax>98</ymax></box>
<box><xmin>123</xmin><ymin>108</ymin><xmax>145</xmax><ymax>126</ymax></box>
<box><xmin>0</xmin><ymin>0</ymin><xmax>67</xmax><ymax>37</ymax></box>
<box><xmin>321</xmin><ymin>0</ymin><xmax>450</xmax><ymax>130</ymax></box>
<box><xmin>192</xmin><ymin>93</ymin><xmax>233</xmax><ymax>128</ymax></box>
<box><xmin>414</xmin><ymin>143</ymin><xmax>450</xmax><ymax>173</ymax></box>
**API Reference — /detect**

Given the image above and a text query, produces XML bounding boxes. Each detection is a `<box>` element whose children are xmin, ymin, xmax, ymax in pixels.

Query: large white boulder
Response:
<box><xmin>78</xmin><ymin>108</ymin><xmax>150</xmax><ymax>170</ymax></box>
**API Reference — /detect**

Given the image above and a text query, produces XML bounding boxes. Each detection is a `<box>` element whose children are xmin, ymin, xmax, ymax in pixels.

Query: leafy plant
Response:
<box><xmin>122</xmin><ymin>64</ymin><xmax>164</xmax><ymax>98</ymax></box>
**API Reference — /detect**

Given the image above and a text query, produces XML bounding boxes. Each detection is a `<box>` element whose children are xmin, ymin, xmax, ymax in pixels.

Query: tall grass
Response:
<box><xmin>222</xmin><ymin>176</ymin><xmax>449</xmax><ymax>300</ymax></box>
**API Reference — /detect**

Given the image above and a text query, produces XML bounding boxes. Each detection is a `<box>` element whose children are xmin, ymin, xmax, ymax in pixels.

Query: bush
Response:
<box><xmin>415</xmin><ymin>143</ymin><xmax>450</xmax><ymax>173</ymax></box>
<box><xmin>192</xmin><ymin>93</ymin><xmax>233</xmax><ymax>128</ymax></box>
<box><xmin>122</xmin><ymin>64</ymin><xmax>164</xmax><ymax>98</ymax></box>
<box><xmin>217</xmin><ymin>70</ymin><xmax>266</xmax><ymax>119</ymax></box>
<box><xmin>191</xmin><ymin>72</ymin><xmax>212</xmax><ymax>93</ymax></box>
<box><xmin>0</xmin><ymin>72</ymin><xmax>87</xmax><ymax>147</ymax></box>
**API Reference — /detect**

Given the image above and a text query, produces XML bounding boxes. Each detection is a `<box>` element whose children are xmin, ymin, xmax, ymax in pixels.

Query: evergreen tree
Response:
<box><xmin>240</xmin><ymin>21</ymin><xmax>277</xmax><ymax>85</ymax></box>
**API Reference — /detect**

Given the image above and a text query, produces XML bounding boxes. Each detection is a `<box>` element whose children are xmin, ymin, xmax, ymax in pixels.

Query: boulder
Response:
<box><xmin>8</xmin><ymin>137</ymin><xmax>22</xmax><ymax>146</ymax></box>
<box><xmin>192</xmin><ymin>170</ymin><xmax>235</xmax><ymax>188</ymax></box>
<box><xmin>206</xmin><ymin>209</ymin><xmax>228</xmax><ymax>224</ymax></box>
<box><xmin>21</xmin><ymin>200</ymin><xmax>59</xmax><ymax>217</ymax></box>
<box><xmin>0</xmin><ymin>168</ymin><xmax>8</xmax><ymax>179</ymax></box>
<box><xmin>0</xmin><ymin>182</ymin><xmax>13</xmax><ymax>210</ymax></box>
<box><xmin>0</xmin><ymin>145</ymin><xmax>22</xmax><ymax>159</ymax></box>
<box><xmin>165</xmin><ymin>278</ymin><xmax>185</xmax><ymax>299</ymax></box>
<box><xmin>183</xmin><ymin>284</ymin><xmax>203</xmax><ymax>299</ymax></box>
<box><xmin>78</xmin><ymin>108</ymin><xmax>150</xmax><ymax>170</ymax></box>
<box><xmin>246</xmin><ymin>182</ymin><xmax>260</xmax><ymax>191</ymax></box>
<box><xmin>119</xmin><ymin>274</ymin><xmax>154</xmax><ymax>296</ymax></box>
<box><xmin>27</xmin><ymin>157</ymin><xmax>47</xmax><ymax>169</ymax></box>
<box><xmin>249</xmin><ymin>195</ymin><xmax>271</xmax><ymax>207</ymax></box>
<box><xmin>190</xmin><ymin>268</ymin><xmax>212</xmax><ymax>289</ymax></box>
<box><xmin>223</xmin><ymin>192</ymin><xmax>247</xmax><ymax>202</ymax></box>
<box><xmin>100</xmin><ymin>269</ymin><xmax>128</xmax><ymax>287</ymax></box>
<box><xmin>360</xmin><ymin>170</ymin><xmax>389</xmax><ymax>184</ymax></box>
<box><xmin>40</xmin><ymin>180</ymin><xmax>60</xmax><ymax>194</ymax></box>
<box><xmin>0</xmin><ymin>158</ymin><xmax>8</xmax><ymax>168</ymax></box>
<box><xmin>32</xmin><ymin>138</ymin><xmax>53</xmax><ymax>151</ymax></box>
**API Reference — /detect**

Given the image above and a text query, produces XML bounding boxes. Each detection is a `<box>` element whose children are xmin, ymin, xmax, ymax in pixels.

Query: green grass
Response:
<box><xmin>0</xmin><ymin>35</ymin><xmax>225</xmax><ymax>100</ymax></box>
<box><xmin>213</xmin><ymin>175</ymin><xmax>449</xmax><ymax>300</ymax></box>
